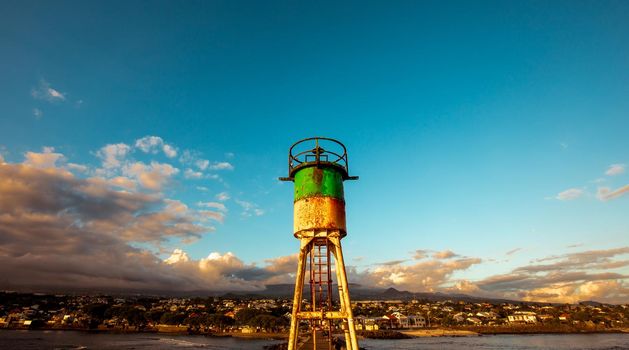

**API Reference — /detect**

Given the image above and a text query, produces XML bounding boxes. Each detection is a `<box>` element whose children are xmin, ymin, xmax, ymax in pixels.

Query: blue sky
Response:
<box><xmin>1</xmin><ymin>0</ymin><xmax>628</xmax><ymax>302</ymax></box>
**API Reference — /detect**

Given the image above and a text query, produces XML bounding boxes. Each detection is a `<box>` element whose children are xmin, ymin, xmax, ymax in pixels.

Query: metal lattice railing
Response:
<box><xmin>282</xmin><ymin>137</ymin><xmax>358</xmax><ymax>180</ymax></box>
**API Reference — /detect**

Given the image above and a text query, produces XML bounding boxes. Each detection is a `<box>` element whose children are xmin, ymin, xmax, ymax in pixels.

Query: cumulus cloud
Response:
<box><xmin>164</xmin><ymin>249</ymin><xmax>190</xmax><ymax>264</ymax></box>
<box><xmin>123</xmin><ymin>161</ymin><xmax>179</xmax><ymax>191</ymax></box>
<box><xmin>4</xmin><ymin>143</ymin><xmax>628</xmax><ymax>300</ymax></box>
<box><xmin>0</xmin><ymin>151</ymin><xmax>270</xmax><ymax>291</ymax></box>
<box><xmin>31</xmin><ymin>79</ymin><xmax>66</xmax><ymax>102</ymax></box>
<box><xmin>555</xmin><ymin>188</ymin><xmax>584</xmax><ymax>201</ymax></box>
<box><xmin>135</xmin><ymin>136</ymin><xmax>177</xmax><ymax>158</ymax></box>
<box><xmin>352</xmin><ymin>256</ymin><xmax>482</xmax><ymax>292</ymax></box>
<box><xmin>412</xmin><ymin>249</ymin><xmax>459</xmax><ymax>260</ymax></box>
<box><xmin>184</xmin><ymin>168</ymin><xmax>203</xmax><ymax>179</ymax></box>
<box><xmin>107</xmin><ymin>176</ymin><xmax>137</xmax><ymax>190</ymax></box>
<box><xmin>135</xmin><ymin>136</ymin><xmax>162</xmax><ymax>153</ymax></box>
<box><xmin>23</xmin><ymin>147</ymin><xmax>65</xmax><ymax>168</ymax></box>
<box><xmin>605</xmin><ymin>164</ymin><xmax>625</xmax><ymax>176</ymax></box>
<box><xmin>97</xmin><ymin>143</ymin><xmax>131</xmax><ymax>169</ymax></box>
<box><xmin>470</xmin><ymin>247</ymin><xmax>629</xmax><ymax>303</ymax></box>
<box><xmin>154</xmin><ymin>250</ymin><xmax>298</xmax><ymax>290</ymax></box>
<box><xmin>433</xmin><ymin>250</ymin><xmax>458</xmax><ymax>259</ymax></box>
<box><xmin>196</xmin><ymin>159</ymin><xmax>210</xmax><ymax>170</ymax></box>
<box><xmin>354</xmin><ymin>247</ymin><xmax>628</xmax><ymax>303</ymax></box>
<box><xmin>163</xmin><ymin>144</ymin><xmax>177</xmax><ymax>158</ymax></box>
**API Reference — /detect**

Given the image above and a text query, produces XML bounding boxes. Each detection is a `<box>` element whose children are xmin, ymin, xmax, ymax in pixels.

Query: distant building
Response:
<box><xmin>507</xmin><ymin>311</ymin><xmax>537</xmax><ymax>324</ymax></box>
<box><xmin>466</xmin><ymin>317</ymin><xmax>482</xmax><ymax>325</ymax></box>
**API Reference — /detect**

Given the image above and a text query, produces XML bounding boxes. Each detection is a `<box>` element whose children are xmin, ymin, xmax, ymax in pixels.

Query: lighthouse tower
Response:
<box><xmin>280</xmin><ymin>137</ymin><xmax>359</xmax><ymax>350</ymax></box>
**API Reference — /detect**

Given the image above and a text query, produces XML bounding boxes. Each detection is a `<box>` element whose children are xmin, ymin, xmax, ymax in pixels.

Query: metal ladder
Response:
<box><xmin>309</xmin><ymin>238</ymin><xmax>333</xmax><ymax>349</ymax></box>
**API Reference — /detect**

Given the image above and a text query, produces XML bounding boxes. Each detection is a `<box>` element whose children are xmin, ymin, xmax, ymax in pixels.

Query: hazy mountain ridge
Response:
<box><xmin>1</xmin><ymin>284</ymin><xmax>614</xmax><ymax>306</ymax></box>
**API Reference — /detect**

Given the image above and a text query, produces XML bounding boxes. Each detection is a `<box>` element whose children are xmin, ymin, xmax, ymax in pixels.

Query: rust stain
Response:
<box><xmin>293</xmin><ymin>196</ymin><xmax>346</xmax><ymax>234</ymax></box>
<box><xmin>312</xmin><ymin>167</ymin><xmax>323</xmax><ymax>185</ymax></box>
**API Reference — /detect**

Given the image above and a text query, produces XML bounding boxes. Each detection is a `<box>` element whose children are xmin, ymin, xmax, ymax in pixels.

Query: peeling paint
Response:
<box><xmin>294</xmin><ymin>196</ymin><xmax>346</xmax><ymax>235</ymax></box>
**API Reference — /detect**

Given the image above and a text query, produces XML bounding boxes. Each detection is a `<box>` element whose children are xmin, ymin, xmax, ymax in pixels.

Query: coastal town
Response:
<box><xmin>1</xmin><ymin>291</ymin><xmax>628</xmax><ymax>336</ymax></box>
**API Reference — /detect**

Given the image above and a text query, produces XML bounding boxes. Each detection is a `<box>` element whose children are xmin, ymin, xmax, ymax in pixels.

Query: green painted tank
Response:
<box><xmin>292</xmin><ymin>164</ymin><xmax>347</xmax><ymax>236</ymax></box>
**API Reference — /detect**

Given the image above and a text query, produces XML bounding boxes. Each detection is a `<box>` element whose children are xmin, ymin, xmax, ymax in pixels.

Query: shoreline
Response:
<box><xmin>0</xmin><ymin>327</ymin><xmax>288</xmax><ymax>340</ymax></box>
<box><xmin>2</xmin><ymin>327</ymin><xmax>628</xmax><ymax>339</ymax></box>
<box><xmin>400</xmin><ymin>329</ymin><xmax>480</xmax><ymax>337</ymax></box>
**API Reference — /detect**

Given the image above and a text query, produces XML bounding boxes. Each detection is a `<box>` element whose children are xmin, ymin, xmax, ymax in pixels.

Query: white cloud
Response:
<box><xmin>235</xmin><ymin>199</ymin><xmax>264</xmax><ymax>216</ymax></box>
<box><xmin>216</xmin><ymin>191</ymin><xmax>230</xmax><ymax>201</ymax></box>
<box><xmin>108</xmin><ymin>176</ymin><xmax>137</xmax><ymax>190</ymax></box>
<box><xmin>67</xmin><ymin>163</ymin><xmax>88</xmax><ymax>173</ymax></box>
<box><xmin>184</xmin><ymin>168</ymin><xmax>203</xmax><ymax>179</ymax></box>
<box><xmin>163</xmin><ymin>144</ymin><xmax>177</xmax><ymax>158</ymax></box>
<box><xmin>97</xmin><ymin>143</ymin><xmax>131</xmax><ymax>169</ymax></box>
<box><xmin>180</xmin><ymin>151</ymin><xmax>230</xmax><ymax>172</ymax></box>
<box><xmin>0</xmin><ymin>143</ymin><xmax>268</xmax><ymax>292</ymax></box>
<box><xmin>31</xmin><ymin>79</ymin><xmax>66</xmax><ymax>102</ymax></box>
<box><xmin>433</xmin><ymin>250</ymin><xmax>458</xmax><ymax>259</ymax></box>
<box><xmin>135</xmin><ymin>136</ymin><xmax>177</xmax><ymax>158</ymax></box>
<box><xmin>164</xmin><ymin>249</ymin><xmax>190</xmax><ymax>264</ymax></box>
<box><xmin>24</xmin><ymin>147</ymin><xmax>65</xmax><ymax>168</ymax></box>
<box><xmin>605</xmin><ymin>164</ymin><xmax>625</xmax><ymax>176</ymax></box>
<box><xmin>476</xmin><ymin>247</ymin><xmax>629</xmax><ymax>303</ymax></box>
<box><xmin>2</xmin><ymin>151</ymin><xmax>628</xmax><ymax>300</ymax></box>
<box><xmin>210</xmin><ymin>162</ymin><xmax>234</xmax><ymax>170</ymax></box>
<box><xmin>353</xmin><ymin>255</ymin><xmax>482</xmax><ymax>292</ymax></box>
<box><xmin>135</xmin><ymin>136</ymin><xmax>163</xmax><ymax>153</ymax></box>
<box><xmin>124</xmin><ymin>161</ymin><xmax>179</xmax><ymax>191</ymax></box>
<box><xmin>196</xmin><ymin>159</ymin><xmax>210</xmax><ymax>170</ymax></box>
<box><xmin>555</xmin><ymin>188</ymin><xmax>583</xmax><ymax>201</ymax></box>
<box><xmin>198</xmin><ymin>201</ymin><xmax>227</xmax><ymax>212</ymax></box>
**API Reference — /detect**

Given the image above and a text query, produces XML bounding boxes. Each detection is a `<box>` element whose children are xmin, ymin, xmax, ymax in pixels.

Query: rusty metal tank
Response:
<box><xmin>280</xmin><ymin>137</ymin><xmax>358</xmax><ymax>237</ymax></box>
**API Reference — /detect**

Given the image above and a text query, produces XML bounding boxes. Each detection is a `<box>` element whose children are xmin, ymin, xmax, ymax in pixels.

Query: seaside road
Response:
<box><xmin>299</xmin><ymin>331</ymin><xmax>333</xmax><ymax>350</ymax></box>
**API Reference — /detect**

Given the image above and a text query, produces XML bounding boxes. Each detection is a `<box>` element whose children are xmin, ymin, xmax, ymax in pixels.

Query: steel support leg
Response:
<box><xmin>288</xmin><ymin>237</ymin><xmax>312</xmax><ymax>350</ymax></box>
<box><xmin>330</xmin><ymin>235</ymin><xmax>359</xmax><ymax>350</ymax></box>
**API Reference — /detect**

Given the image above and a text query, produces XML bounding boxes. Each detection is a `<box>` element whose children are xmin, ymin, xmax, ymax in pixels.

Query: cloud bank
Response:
<box><xmin>0</xmin><ymin>142</ymin><xmax>627</xmax><ymax>303</ymax></box>
<box><xmin>0</xmin><ymin>140</ymin><xmax>270</xmax><ymax>292</ymax></box>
